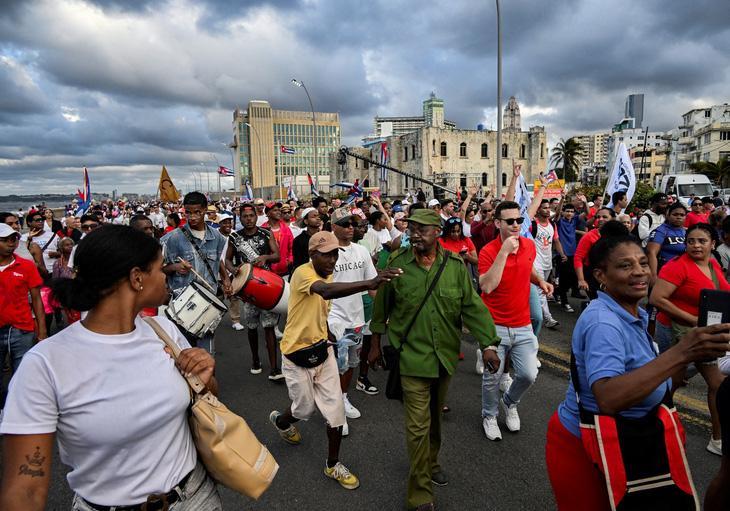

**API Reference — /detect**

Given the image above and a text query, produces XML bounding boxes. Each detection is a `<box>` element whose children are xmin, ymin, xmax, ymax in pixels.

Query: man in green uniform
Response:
<box><xmin>369</xmin><ymin>209</ymin><xmax>500</xmax><ymax>511</ymax></box>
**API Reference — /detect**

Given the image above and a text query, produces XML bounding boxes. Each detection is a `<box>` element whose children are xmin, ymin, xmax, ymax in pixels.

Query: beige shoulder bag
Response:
<box><xmin>143</xmin><ymin>317</ymin><xmax>279</xmax><ymax>499</ymax></box>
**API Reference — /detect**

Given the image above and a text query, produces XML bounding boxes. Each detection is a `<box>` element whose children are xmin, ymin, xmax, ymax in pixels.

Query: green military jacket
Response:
<box><xmin>370</xmin><ymin>245</ymin><xmax>500</xmax><ymax>378</ymax></box>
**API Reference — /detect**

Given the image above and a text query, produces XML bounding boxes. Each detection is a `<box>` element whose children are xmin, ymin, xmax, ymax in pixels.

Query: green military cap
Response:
<box><xmin>406</xmin><ymin>209</ymin><xmax>442</xmax><ymax>227</ymax></box>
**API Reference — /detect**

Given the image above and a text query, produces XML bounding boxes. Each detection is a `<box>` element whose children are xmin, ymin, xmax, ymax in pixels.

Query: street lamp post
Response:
<box><xmin>194</xmin><ymin>167</ymin><xmax>203</xmax><ymax>193</ymax></box>
<box><xmin>496</xmin><ymin>0</ymin><xmax>503</xmax><ymax>200</ymax></box>
<box><xmin>245</xmin><ymin>122</ymin><xmax>264</xmax><ymax>200</ymax></box>
<box><xmin>191</xmin><ymin>173</ymin><xmax>199</xmax><ymax>191</ymax></box>
<box><xmin>291</xmin><ymin>79</ymin><xmax>318</xmax><ymax>193</ymax></box>
<box><xmin>200</xmin><ymin>163</ymin><xmax>211</xmax><ymax>196</ymax></box>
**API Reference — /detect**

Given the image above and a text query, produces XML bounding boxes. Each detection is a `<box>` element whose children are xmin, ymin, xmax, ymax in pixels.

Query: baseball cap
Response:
<box><xmin>392</xmin><ymin>204</ymin><xmax>403</xmax><ymax>212</ymax></box>
<box><xmin>331</xmin><ymin>207</ymin><xmax>361</xmax><ymax>226</ymax></box>
<box><xmin>218</xmin><ymin>213</ymin><xmax>233</xmax><ymax>223</ymax></box>
<box><xmin>253</xmin><ymin>198</ymin><xmax>265</xmax><ymax>205</ymax></box>
<box><xmin>309</xmin><ymin>231</ymin><xmax>343</xmax><ymax>253</ymax></box>
<box><xmin>265</xmin><ymin>202</ymin><xmax>282</xmax><ymax>213</ymax></box>
<box><xmin>298</xmin><ymin>207</ymin><xmax>317</xmax><ymax>228</ymax></box>
<box><xmin>428</xmin><ymin>199</ymin><xmax>440</xmax><ymax>207</ymax></box>
<box><xmin>0</xmin><ymin>224</ymin><xmax>20</xmax><ymax>238</ymax></box>
<box><xmin>407</xmin><ymin>209</ymin><xmax>442</xmax><ymax>227</ymax></box>
<box><xmin>394</xmin><ymin>212</ymin><xmax>406</xmax><ymax>221</ymax></box>
<box><xmin>280</xmin><ymin>204</ymin><xmax>291</xmax><ymax>212</ymax></box>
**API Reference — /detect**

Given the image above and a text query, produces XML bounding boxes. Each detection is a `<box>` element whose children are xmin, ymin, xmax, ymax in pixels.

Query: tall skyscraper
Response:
<box><xmin>423</xmin><ymin>92</ymin><xmax>445</xmax><ymax>128</ymax></box>
<box><xmin>624</xmin><ymin>94</ymin><xmax>644</xmax><ymax>129</ymax></box>
<box><xmin>503</xmin><ymin>96</ymin><xmax>521</xmax><ymax>131</ymax></box>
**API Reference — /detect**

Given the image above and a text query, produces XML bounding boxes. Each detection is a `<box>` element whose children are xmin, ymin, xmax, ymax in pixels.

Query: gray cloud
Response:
<box><xmin>0</xmin><ymin>0</ymin><xmax>728</xmax><ymax>194</ymax></box>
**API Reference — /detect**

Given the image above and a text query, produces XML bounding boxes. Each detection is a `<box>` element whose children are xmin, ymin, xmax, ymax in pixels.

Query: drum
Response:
<box><xmin>165</xmin><ymin>281</ymin><xmax>228</xmax><ymax>338</ymax></box>
<box><xmin>232</xmin><ymin>264</ymin><xmax>290</xmax><ymax>315</ymax></box>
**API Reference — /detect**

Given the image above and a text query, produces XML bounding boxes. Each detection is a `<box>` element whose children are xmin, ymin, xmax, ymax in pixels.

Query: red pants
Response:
<box><xmin>545</xmin><ymin>411</ymin><xmax>611</xmax><ymax>511</ymax></box>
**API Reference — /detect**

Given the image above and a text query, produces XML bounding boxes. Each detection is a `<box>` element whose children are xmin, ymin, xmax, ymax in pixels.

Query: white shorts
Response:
<box><xmin>282</xmin><ymin>346</ymin><xmax>346</xmax><ymax>428</ymax></box>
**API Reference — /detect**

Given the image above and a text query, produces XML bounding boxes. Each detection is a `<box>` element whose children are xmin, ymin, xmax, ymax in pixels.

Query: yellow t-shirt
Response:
<box><xmin>280</xmin><ymin>262</ymin><xmax>332</xmax><ymax>355</ymax></box>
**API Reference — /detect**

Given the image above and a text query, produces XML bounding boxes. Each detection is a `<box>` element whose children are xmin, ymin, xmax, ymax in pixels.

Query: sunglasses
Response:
<box><xmin>336</xmin><ymin>221</ymin><xmax>357</xmax><ymax>228</ymax></box>
<box><xmin>81</xmin><ymin>223</ymin><xmax>100</xmax><ymax>230</ymax></box>
<box><xmin>447</xmin><ymin>218</ymin><xmax>462</xmax><ymax>223</ymax></box>
<box><xmin>499</xmin><ymin>217</ymin><xmax>525</xmax><ymax>225</ymax></box>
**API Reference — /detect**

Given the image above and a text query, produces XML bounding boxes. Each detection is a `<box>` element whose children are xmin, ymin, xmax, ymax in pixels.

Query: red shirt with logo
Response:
<box><xmin>479</xmin><ymin>236</ymin><xmax>535</xmax><ymax>327</ymax></box>
<box><xmin>0</xmin><ymin>256</ymin><xmax>42</xmax><ymax>330</ymax></box>
<box><xmin>439</xmin><ymin>236</ymin><xmax>476</xmax><ymax>261</ymax></box>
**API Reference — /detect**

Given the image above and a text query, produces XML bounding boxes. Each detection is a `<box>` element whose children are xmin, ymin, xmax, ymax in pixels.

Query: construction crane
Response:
<box><xmin>336</xmin><ymin>145</ymin><xmax>458</xmax><ymax>197</ymax></box>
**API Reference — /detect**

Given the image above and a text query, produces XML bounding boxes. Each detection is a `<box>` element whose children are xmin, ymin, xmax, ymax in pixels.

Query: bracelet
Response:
<box><xmin>484</xmin><ymin>345</ymin><xmax>498</xmax><ymax>352</ymax></box>
<box><xmin>540</xmin><ymin>184</ymin><xmax>547</xmax><ymax>189</ymax></box>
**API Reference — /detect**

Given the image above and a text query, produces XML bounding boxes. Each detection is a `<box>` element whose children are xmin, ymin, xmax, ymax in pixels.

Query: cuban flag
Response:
<box><xmin>286</xmin><ymin>177</ymin><xmax>299</xmax><ymax>201</ymax></box>
<box><xmin>218</xmin><ymin>165</ymin><xmax>234</xmax><ymax>176</ymax></box>
<box><xmin>307</xmin><ymin>172</ymin><xmax>319</xmax><ymax>197</ymax></box>
<box><xmin>281</xmin><ymin>146</ymin><xmax>295</xmax><ymax>155</ymax></box>
<box><xmin>380</xmin><ymin>142</ymin><xmax>388</xmax><ymax>182</ymax></box>
<box><xmin>76</xmin><ymin>166</ymin><xmax>91</xmax><ymax>216</ymax></box>
<box><xmin>544</xmin><ymin>170</ymin><xmax>559</xmax><ymax>185</ymax></box>
<box><xmin>244</xmin><ymin>181</ymin><xmax>254</xmax><ymax>202</ymax></box>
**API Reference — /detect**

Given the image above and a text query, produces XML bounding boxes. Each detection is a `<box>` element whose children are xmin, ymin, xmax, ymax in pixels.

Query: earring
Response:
<box><xmin>599</xmin><ymin>283</ymin><xmax>607</xmax><ymax>291</ymax></box>
<box><xmin>139</xmin><ymin>286</ymin><xmax>144</xmax><ymax>291</ymax></box>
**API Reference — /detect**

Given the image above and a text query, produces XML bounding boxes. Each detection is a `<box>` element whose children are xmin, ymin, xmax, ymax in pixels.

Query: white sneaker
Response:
<box><xmin>483</xmin><ymin>415</ymin><xmax>502</xmax><ymax>441</ymax></box>
<box><xmin>544</xmin><ymin>317</ymin><xmax>559</xmax><ymax>328</ymax></box>
<box><xmin>343</xmin><ymin>395</ymin><xmax>361</xmax><ymax>419</ymax></box>
<box><xmin>500</xmin><ymin>397</ymin><xmax>520</xmax><ymax>432</ymax></box>
<box><xmin>475</xmin><ymin>348</ymin><xmax>484</xmax><ymax>375</ymax></box>
<box><xmin>708</xmin><ymin>436</ymin><xmax>722</xmax><ymax>456</ymax></box>
<box><xmin>342</xmin><ymin>419</ymin><xmax>349</xmax><ymax>437</ymax></box>
<box><xmin>231</xmin><ymin>322</ymin><xmax>244</xmax><ymax>331</ymax></box>
<box><xmin>499</xmin><ymin>373</ymin><xmax>513</xmax><ymax>393</ymax></box>
<box><xmin>536</xmin><ymin>358</ymin><xmax>542</xmax><ymax>369</ymax></box>
<box><xmin>275</xmin><ymin>326</ymin><xmax>284</xmax><ymax>340</ymax></box>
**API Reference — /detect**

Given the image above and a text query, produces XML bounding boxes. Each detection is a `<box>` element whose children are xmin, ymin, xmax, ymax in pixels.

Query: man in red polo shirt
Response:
<box><xmin>478</xmin><ymin>201</ymin><xmax>553</xmax><ymax>441</ymax></box>
<box><xmin>0</xmin><ymin>223</ymin><xmax>47</xmax><ymax>417</ymax></box>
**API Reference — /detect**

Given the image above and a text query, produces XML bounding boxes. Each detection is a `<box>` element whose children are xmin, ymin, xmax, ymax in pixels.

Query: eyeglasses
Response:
<box><xmin>81</xmin><ymin>223</ymin><xmax>99</xmax><ymax>231</ymax></box>
<box><xmin>406</xmin><ymin>227</ymin><xmax>435</xmax><ymax>237</ymax></box>
<box><xmin>498</xmin><ymin>217</ymin><xmax>525</xmax><ymax>225</ymax></box>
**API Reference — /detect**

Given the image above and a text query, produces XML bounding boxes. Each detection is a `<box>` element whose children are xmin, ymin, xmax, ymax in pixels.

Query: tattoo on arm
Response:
<box><xmin>18</xmin><ymin>447</ymin><xmax>47</xmax><ymax>478</ymax></box>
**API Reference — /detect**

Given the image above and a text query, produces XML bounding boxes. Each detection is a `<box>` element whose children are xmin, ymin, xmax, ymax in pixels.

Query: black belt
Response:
<box><xmin>81</xmin><ymin>469</ymin><xmax>194</xmax><ymax>511</ymax></box>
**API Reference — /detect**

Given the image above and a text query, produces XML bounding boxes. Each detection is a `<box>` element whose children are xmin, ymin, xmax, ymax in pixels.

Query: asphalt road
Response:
<box><xmin>0</xmin><ymin>298</ymin><xmax>724</xmax><ymax>510</ymax></box>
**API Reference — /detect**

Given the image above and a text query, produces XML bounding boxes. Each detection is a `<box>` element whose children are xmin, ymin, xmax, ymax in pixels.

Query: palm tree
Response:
<box><xmin>550</xmin><ymin>138</ymin><xmax>583</xmax><ymax>182</ymax></box>
<box><xmin>690</xmin><ymin>157</ymin><xmax>730</xmax><ymax>188</ymax></box>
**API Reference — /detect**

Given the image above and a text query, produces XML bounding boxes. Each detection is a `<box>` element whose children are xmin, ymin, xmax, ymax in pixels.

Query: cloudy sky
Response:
<box><xmin>1</xmin><ymin>0</ymin><xmax>728</xmax><ymax>195</ymax></box>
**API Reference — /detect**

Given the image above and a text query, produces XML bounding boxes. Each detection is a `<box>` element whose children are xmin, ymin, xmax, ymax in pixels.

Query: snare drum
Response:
<box><xmin>165</xmin><ymin>281</ymin><xmax>228</xmax><ymax>338</ymax></box>
<box><xmin>232</xmin><ymin>264</ymin><xmax>290</xmax><ymax>315</ymax></box>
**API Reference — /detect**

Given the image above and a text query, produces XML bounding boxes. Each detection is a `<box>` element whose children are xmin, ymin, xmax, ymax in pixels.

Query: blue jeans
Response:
<box><xmin>0</xmin><ymin>325</ymin><xmax>35</xmax><ymax>408</ymax></box>
<box><xmin>654</xmin><ymin>321</ymin><xmax>673</xmax><ymax>355</ymax></box>
<box><xmin>482</xmin><ymin>324</ymin><xmax>539</xmax><ymax>417</ymax></box>
<box><xmin>529</xmin><ymin>284</ymin><xmax>543</xmax><ymax>337</ymax></box>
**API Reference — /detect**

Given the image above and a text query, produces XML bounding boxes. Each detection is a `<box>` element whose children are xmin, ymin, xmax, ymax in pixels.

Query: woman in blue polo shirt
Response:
<box><xmin>545</xmin><ymin>231</ymin><xmax>730</xmax><ymax>510</ymax></box>
<box><xmin>646</xmin><ymin>202</ymin><xmax>687</xmax><ymax>284</ymax></box>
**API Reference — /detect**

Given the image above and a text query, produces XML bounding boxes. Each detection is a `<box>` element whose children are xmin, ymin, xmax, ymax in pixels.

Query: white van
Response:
<box><xmin>659</xmin><ymin>174</ymin><xmax>714</xmax><ymax>206</ymax></box>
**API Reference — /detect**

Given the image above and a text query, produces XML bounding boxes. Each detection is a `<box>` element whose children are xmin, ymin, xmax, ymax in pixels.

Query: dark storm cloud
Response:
<box><xmin>0</xmin><ymin>0</ymin><xmax>728</xmax><ymax>194</ymax></box>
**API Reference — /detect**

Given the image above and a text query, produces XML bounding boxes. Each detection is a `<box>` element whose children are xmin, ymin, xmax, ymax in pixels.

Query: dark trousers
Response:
<box><xmin>556</xmin><ymin>256</ymin><xmax>578</xmax><ymax>304</ymax></box>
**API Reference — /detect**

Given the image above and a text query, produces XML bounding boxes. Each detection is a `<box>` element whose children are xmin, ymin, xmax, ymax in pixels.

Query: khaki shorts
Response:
<box><xmin>282</xmin><ymin>346</ymin><xmax>346</xmax><ymax>428</ymax></box>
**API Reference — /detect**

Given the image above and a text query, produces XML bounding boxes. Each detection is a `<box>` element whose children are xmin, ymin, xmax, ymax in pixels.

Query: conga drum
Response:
<box><xmin>232</xmin><ymin>264</ymin><xmax>290</xmax><ymax>315</ymax></box>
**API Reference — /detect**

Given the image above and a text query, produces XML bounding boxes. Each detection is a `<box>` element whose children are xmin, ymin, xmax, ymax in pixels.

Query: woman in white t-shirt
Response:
<box><xmin>0</xmin><ymin>225</ymin><xmax>221</xmax><ymax>510</ymax></box>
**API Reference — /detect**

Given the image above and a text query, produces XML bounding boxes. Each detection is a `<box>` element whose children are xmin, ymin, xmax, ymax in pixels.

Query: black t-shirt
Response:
<box><xmin>229</xmin><ymin>227</ymin><xmax>272</xmax><ymax>270</ymax></box>
<box><xmin>292</xmin><ymin>231</ymin><xmax>312</xmax><ymax>270</ymax></box>
<box><xmin>717</xmin><ymin>376</ymin><xmax>730</xmax><ymax>457</ymax></box>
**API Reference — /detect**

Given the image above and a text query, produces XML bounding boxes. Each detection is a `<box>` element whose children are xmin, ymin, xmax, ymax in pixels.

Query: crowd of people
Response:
<box><xmin>2</xmin><ymin>172</ymin><xmax>730</xmax><ymax>510</ymax></box>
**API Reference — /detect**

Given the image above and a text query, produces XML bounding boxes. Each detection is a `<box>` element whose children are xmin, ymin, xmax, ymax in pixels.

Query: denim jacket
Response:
<box><xmin>161</xmin><ymin>223</ymin><xmax>226</xmax><ymax>296</ymax></box>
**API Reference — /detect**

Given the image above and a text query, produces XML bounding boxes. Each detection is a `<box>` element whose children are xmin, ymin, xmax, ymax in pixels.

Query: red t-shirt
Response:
<box><xmin>479</xmin><ymin>236</ymin><xmax>535</xmax><ymax>327</ymax></box>
<box><xmin>0</xmin><ymin>256</ymin><xmax>43</xmax><ymax>330</ymax></box>
<box><xmin>656</xmin><ymin>253</ymin><xmax>730</xmax><ymax>326</ymax></box>
<box><xmin>684</xmin><ymin>212</ymin><xmax>708</xmax><ymax>227</ymax></box>
<box><xmin>573</xmin><ymin>228</ymin><xmax>601</xmax><ymax>268</ymax></box>
<box><xmin>439</xmin><ymin>236</ymin><xmax>476</xmax><ymax>261</ymax></box>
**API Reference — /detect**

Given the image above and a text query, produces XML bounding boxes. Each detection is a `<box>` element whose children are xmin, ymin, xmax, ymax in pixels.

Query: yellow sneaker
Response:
<box><xmin>269</xmin><ymin>411</ymin><xmax>300</xmax><ymax>444</ymax></box>
<box><xmin>324</xmin><ymin>461</ymin><xmax>360</xmax><ymax>490</ymax></box>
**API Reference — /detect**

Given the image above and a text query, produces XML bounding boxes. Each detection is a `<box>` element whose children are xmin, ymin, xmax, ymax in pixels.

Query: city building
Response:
<box><xmin>366</xmin><ymin>93</ymin><xmax>456</xmax><ymax>144</ymax></box>
<box><xmin>503</xmin><ymin>96</ymin><xmax>521</xmax><ymax>132</ymax></box>
<box><xmin>630</xmin><ymin>145</ymin><xmax>669</xmax><ymax>188</ymax></box>
<box><xmin>607</xmin><ymin>127</ymin><xmax>667</xmax><ymax>182</ymax></box>
<box><xmin>423</xmin><ymin>92</ymin><xmax>445</xmax><ymax>128</ymax></box>
<box><xmin>674</xmin><ymin>104</ymin><xmax>730</xmax><ymax>173</ymax></box>
<box><xmin>332</xmin><ymin>124</ymin><xmax>547</xmax><ymax>200</ymax></box>
<box><xmin>230</xmin><ymin>101</ymin><xmax>341</xmax><ymax>196</ymax></box>
<box><xmin>625</xmin><ymin>94</ymin><xmax>644</xmax><ymax>129</ymax></box>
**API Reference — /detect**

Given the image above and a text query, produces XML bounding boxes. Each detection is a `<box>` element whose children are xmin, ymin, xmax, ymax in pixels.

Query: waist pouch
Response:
<box><xmin>284</xmin><ymin>339</ymin><xmax>329</xmax><ymax>368</ymax></box>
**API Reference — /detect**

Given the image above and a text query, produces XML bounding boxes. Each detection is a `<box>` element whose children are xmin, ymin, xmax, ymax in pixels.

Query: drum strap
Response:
<box><xmin>181</xmin><ymin>226</ymin><xmax>220</xmax><ymax>286</ymax></box>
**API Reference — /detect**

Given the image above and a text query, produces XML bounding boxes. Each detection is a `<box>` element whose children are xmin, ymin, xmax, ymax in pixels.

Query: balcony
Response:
<box><xmin>677</xmin><ymin>153</ymin><xmax>693</xmax><ymax>162</ymax></box>
<box><xmin>677</xmin><ymin>137</ymin><xmax>695</xmax><ymax>145</ymax></box>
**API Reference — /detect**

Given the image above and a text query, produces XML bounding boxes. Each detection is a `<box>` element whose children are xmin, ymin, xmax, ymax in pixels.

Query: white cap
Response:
<box><xmin>0</xmin><ymin>224</ymin><xmax>19</xmax><ymax>238</ymax></box>
<box><xmin>428</xmin><ymin>199</ymin><xmax>440</xmax><ymax>207</ymax></box>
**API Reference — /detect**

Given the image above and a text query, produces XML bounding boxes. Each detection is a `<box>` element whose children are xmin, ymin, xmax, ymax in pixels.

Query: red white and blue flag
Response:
<box><xmin>244</xmin><ymin>181</ymin><xmax>254</xmax><ymax>201</ymax></box>
<box><xmin>76</xmin><ymin>166</ymin><xmax>91</xmax><ymax>216</ymax></box>
<box><xmin>307</xmin><ymin>172</ymin><xmax>319</xmax><ymax>197</ymax></box>
<box><xmin>544</xmin><ymin>170</ymin><xmax>559</xmax><ymax>185</ymax></box>
<box><xmin>218</xmin><ymin>165</ymin><xmax>234</xmax><ymax>177</ymax></box>
<box><xmin>380</xmin><ymin>143</ymin><xmax>388</xmax><ymax>182</ymax></box>
<box><xmin>287</xmin><ymin>179</ymin><xmax>298</xmax><ymax>201</ymax></box>
<box><xmin>281</xmin><ymin>146</ymin><xmax>295</xmax><ymax>155</ymax></box>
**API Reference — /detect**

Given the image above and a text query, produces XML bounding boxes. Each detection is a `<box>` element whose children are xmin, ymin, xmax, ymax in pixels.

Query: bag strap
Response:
<box><xmin>39</xmin><ymin>231</ymin><xmax>58</xmax><ymax>253</ymax></box>
<box><xmin>143</xmin><ymin>316</ymin><xmax>209</xmax><ymax>396</ymax></box>
<box><xmin>181</xmin><ymin>225</ymin><xmax>219</xmax><ymax>284</ymax></box>
<box><xmin>398</xmin><ymin>250</ymin><xmax>451</xmax><ymax>352</ymax></box>
<box><xmin>709</xmin><ymin>262</ymin><xmax>721</xmax><ymax>291</ymax></box>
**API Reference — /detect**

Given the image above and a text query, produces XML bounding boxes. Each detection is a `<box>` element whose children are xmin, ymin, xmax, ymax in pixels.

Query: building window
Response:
<box><xmin>481</xmin><ymin>143</ymin><xmax>488</xmax><ymax>158</ymax></box>
<box><xmin>460</xmin><ymin>177</ymin><xmax>467</xmax><ymax>188</ymax></box>
<box><xmin>481</xmin><ymin>173</ymin><xmax>488</xmax><ymax>186</ymax></box>
<box><xmin>412</xmin><ymin>145</ymin><xmax>416</xmax><ymax>159</ymax></box>
<box><xmin>460</xmin><ymin>142</ymin><xmax>467</xmax><ymax>157</ymax></box>
<box><xmin>705</xmin><ymin>110</ymin><xmax>711</xmax><ymax>117</ymax></box>
<box><xmin>540</xmin><ymin>143</ymin><xmax>544</xmax><ymax>158</ymax></box>
<box><xmin>704</xmin><ymin>134</ymin><xmax>711</xmax><ymax>144</ymax></box>
<box><xmin>502</xmin><ymin>173</ymin><xmax>507</xmax><ymax>187</ymax></box>
<box><xmin>404</xmin><ymin>147</ymin><xmax>408</xmax><ymax>161</ymax></box>
<box><xmin>441</xmin><ymin>142</ymin><xmax>447</xmax><ymax>156</ymax></box>
<box><xmin>432</xmin><ymin>140</ymin><xmax>436</xmax><ymax>156</ymax></box>
<box><xmin>502</xmin><ymin>144</ymin><xmax>508</xmax><ymax>158</ymax></box>
<box><xmin>720</xmin><ymin>132</ymin><xmax>730</xmax><ymax>141</ymax></box>
<box><xmin>520</xmin><ymin>144</ymin><xmax>526</xmax><ymax>158</ymax></box>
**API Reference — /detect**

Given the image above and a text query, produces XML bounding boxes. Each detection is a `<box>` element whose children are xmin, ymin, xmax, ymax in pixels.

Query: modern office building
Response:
<box><xmin>367</xmin><ymin>93</ymin><xmax>456</xmax><ymax>143</ymax></box>
<box><xmin>624</xmin><ymin>94</ymin><xmax>644</xmax><ymax>129</ymax></box>
<box><xmin>230</xmin><ymin>101</ymin><xmax>340</xmax><ymax>195</ymax></box>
